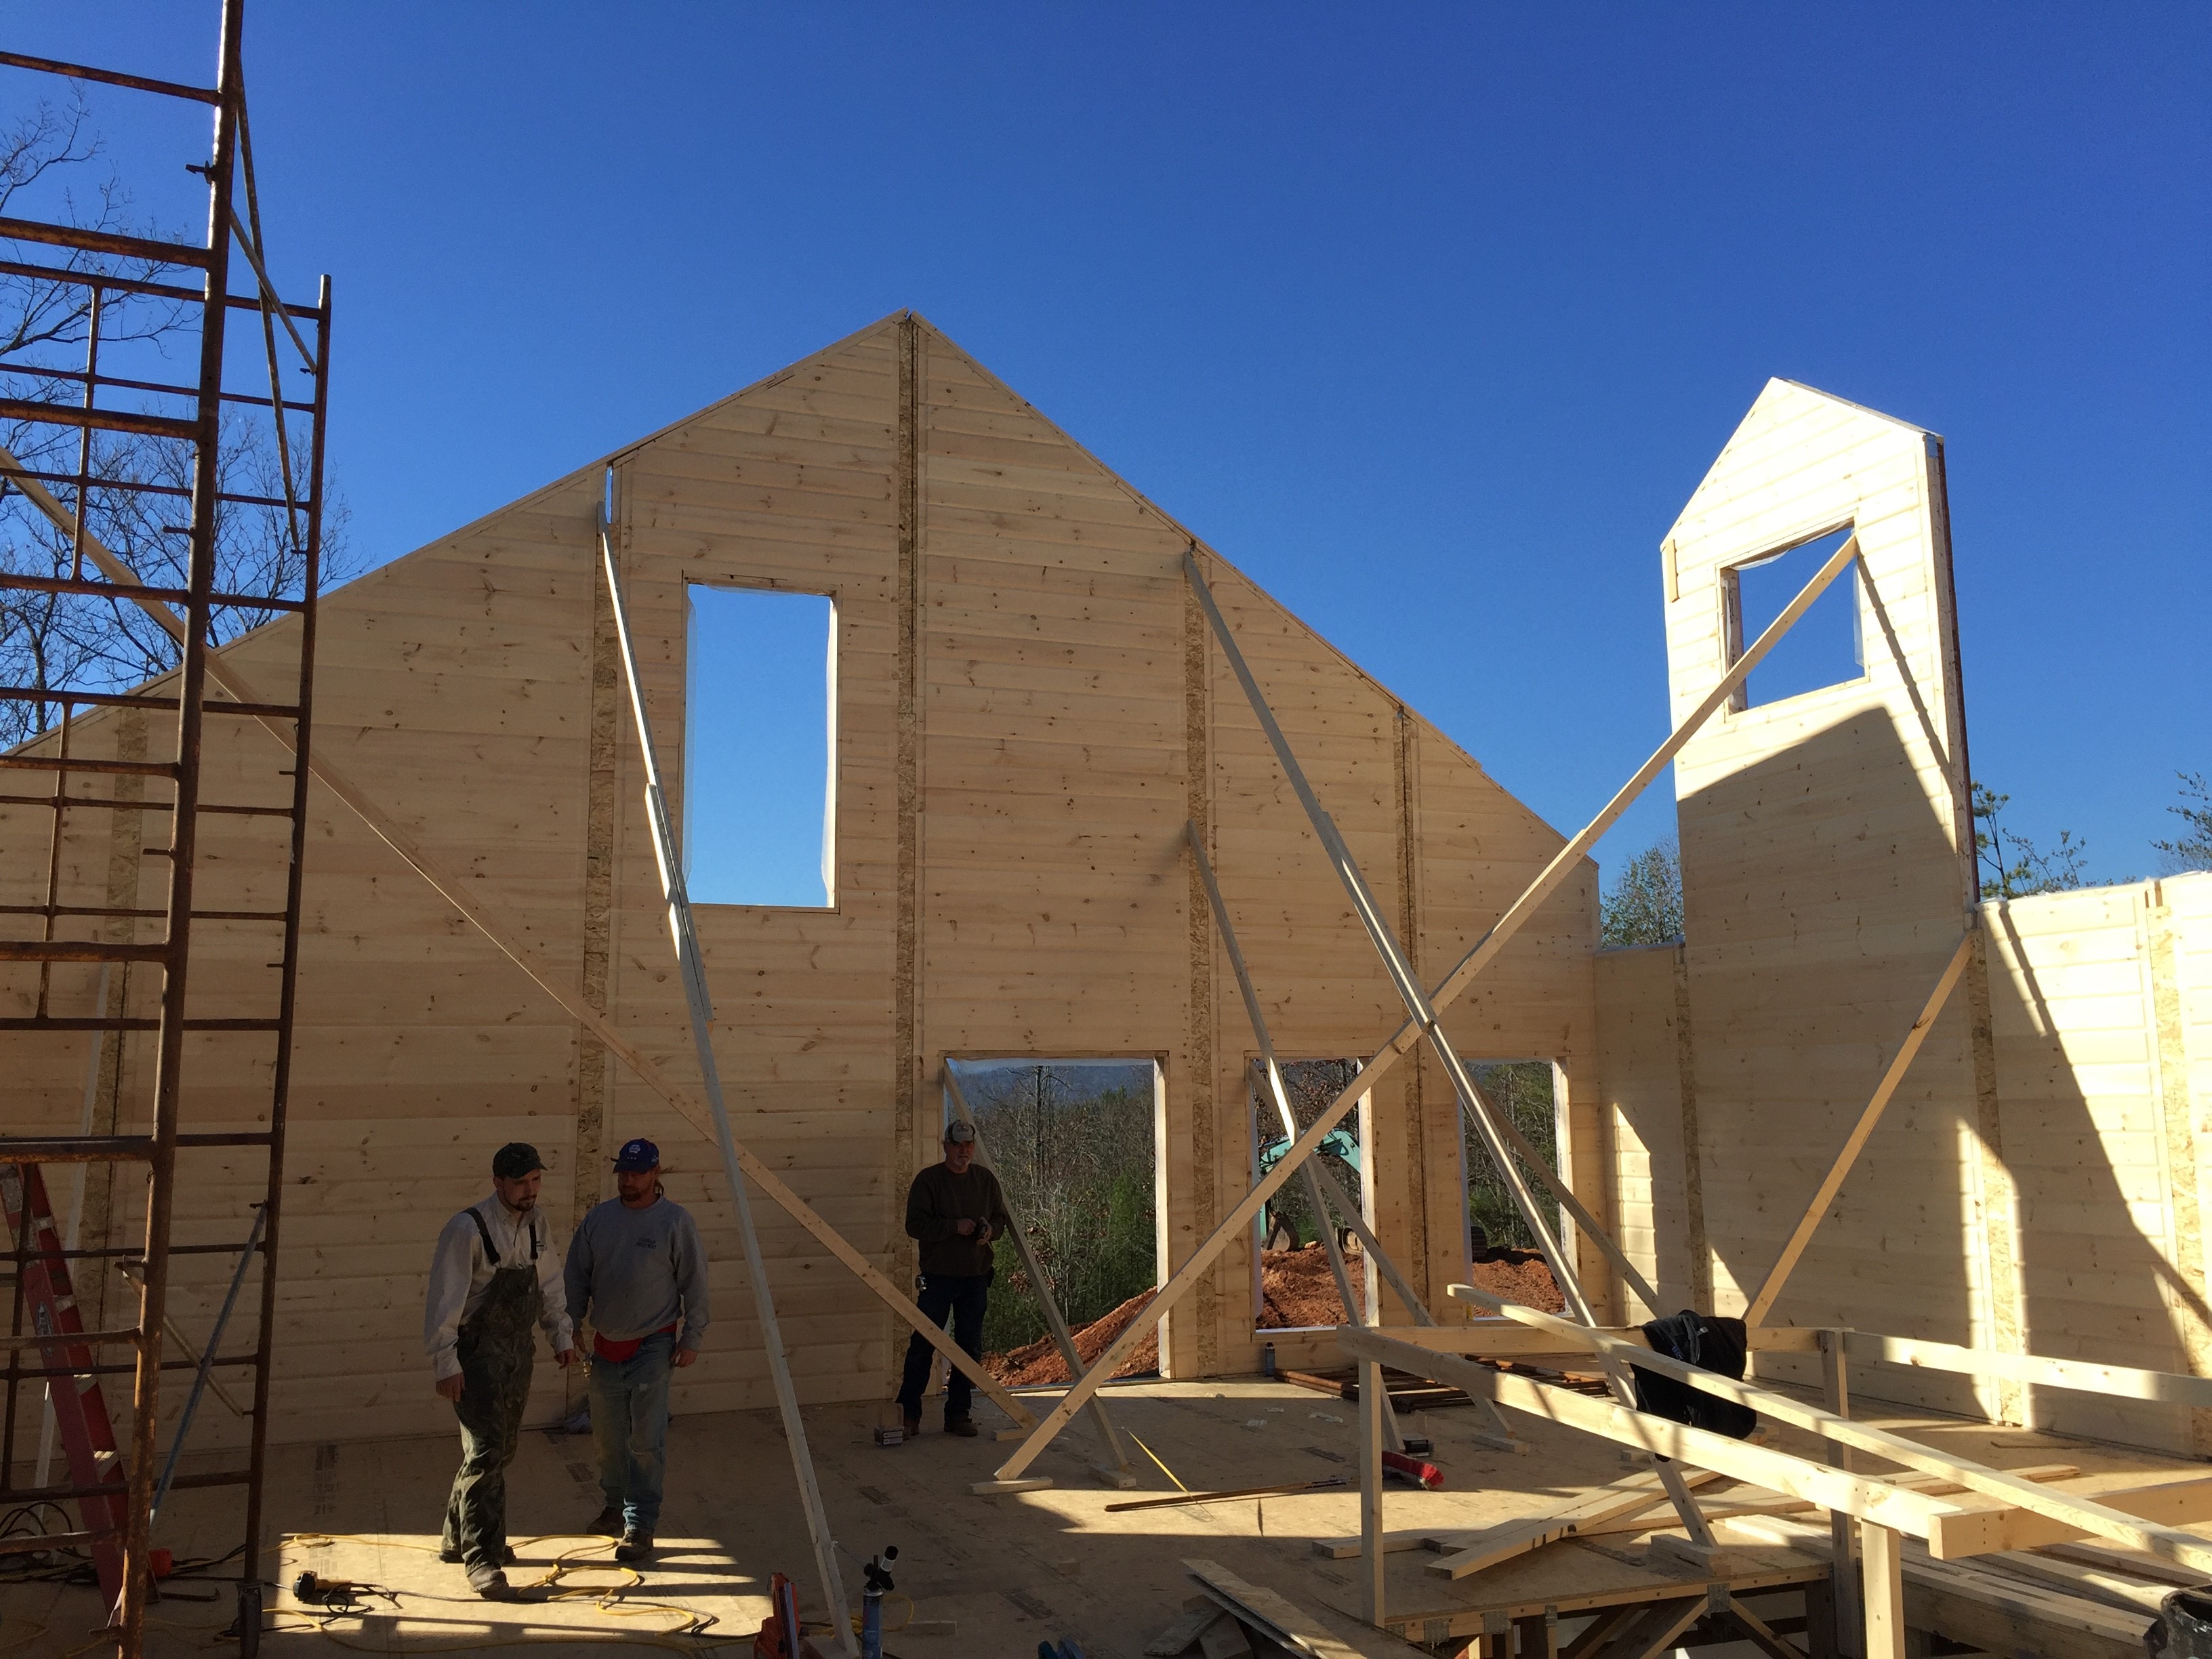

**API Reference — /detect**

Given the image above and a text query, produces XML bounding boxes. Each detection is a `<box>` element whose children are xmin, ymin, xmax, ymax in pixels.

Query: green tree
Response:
<box><xmin>1464</xmin><ymin>1061</ymin><xmax>1560</xmax><ymax>1252</ymax></box>
<box><xmin>2</xmin><ymin>90</ymin><xmax>352</xmax><ymax>747</ymax></box>
<box><xmin>1600</xmin><ymin>841</ymin><xmax>1683</xmax><ymax>946</ymax></box>
<box><xmin>1972</xmin><ymin>783</ymin><xmax>2088</xmax><ymax>898</ymax></box>
<box><xmin>962</xmin><ymin>1064</ymin><xmax>1157</xmax><ymax>1356</ymax></box>
<box><xmin>2153</xmin><ymin>772</ymin><xmax>2212</xmax><ymax>874</ymax></box>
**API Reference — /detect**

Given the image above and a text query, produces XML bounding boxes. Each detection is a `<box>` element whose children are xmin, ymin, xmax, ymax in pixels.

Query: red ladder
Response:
<box><xmin>1</xmin><ymin>1162</ymin><xmax>127</xmax><ymax>1603</ymax></box>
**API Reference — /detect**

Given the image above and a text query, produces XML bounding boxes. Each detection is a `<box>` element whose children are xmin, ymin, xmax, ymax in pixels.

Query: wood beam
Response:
<box><xmin>1182</xmin><ymin>552</ymin><xmax>1664</xmax><ymax>1322</ymax></box>
<box><xmin>1182</xmin><ymin>554</ymin><xmax>1708</xmax><ymax>1535</ymax></box>
<box><xmin>1842</xmin><ymin>1330</ymin><xmax>2212</xmax><ymax>1411</ymax></box>
<box><xmin>598</xmin><ymin>512</ymin><xmax>852</xmax><ymax>1654</ymax></box>
<box><xmin>1447</xmin><ymin>1285</ymin><xmax>2212</xmax><ymax>1575</ymax></box>
<box><xmin>1860</xmin><ymin>1521</ymin><xmax>1905</xmax><ymax>1659</ymax></box>
<box><xmin>1338</xmin><ymin>1326</ymin><xmax>1953</xmax><ymax>1537</ymax></box>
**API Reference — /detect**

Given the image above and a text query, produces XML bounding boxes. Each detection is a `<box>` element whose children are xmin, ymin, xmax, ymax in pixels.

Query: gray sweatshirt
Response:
<box><xmin>563</xmin><ymin>1195</ymin><xmax>710</xmax><ymax>1350</ymax></box>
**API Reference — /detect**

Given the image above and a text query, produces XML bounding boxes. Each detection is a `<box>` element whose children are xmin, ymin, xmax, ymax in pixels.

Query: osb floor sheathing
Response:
<box><xmin>0</xmin><ymin>1378</ymin><xmax>2191</xmax><ymax>1658</ymax></box>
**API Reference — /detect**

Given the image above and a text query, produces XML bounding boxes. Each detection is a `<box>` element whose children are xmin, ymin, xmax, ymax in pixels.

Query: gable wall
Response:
<box><xmin>1</xmin><ymin>314</ymin><xmax>1600</xmax><ymax>1448</ymax></box>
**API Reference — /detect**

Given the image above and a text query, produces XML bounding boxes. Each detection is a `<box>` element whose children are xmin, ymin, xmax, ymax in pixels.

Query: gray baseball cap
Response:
<box><xmin>945</xmin><ymin>1121</ymin><xmax>977</xmax><ymax>1145</ymax></box>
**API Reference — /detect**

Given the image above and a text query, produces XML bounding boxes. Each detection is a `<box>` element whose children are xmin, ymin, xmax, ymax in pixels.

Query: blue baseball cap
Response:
<box><xmin>613</xmin><ymin>1137</ymin><xmax>660</xmax><ymax>1172</ymax></box>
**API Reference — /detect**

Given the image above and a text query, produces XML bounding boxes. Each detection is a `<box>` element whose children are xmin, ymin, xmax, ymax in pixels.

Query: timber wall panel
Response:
<box><xmin>1</xmin><ymin>312</ymin><xmax>1599</xmax><ymax>1441</ymax></box>
<box><xmin>1600</xmin><ymin>373</ymin><xmax>2212</xmax><ymax>1453</ymax></box>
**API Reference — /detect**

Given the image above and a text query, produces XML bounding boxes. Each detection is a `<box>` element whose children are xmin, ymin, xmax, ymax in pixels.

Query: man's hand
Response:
<box><xmin>954</xmin><ymin>1218</ymin><xmax>978</xmax><ymax>1237</ymax></box>
<box><xmin>673</xmin><ymin>1347</ymin><xmax>699</xmax><ymax>1369</ymax></box>
<box><xmin>554</xmin><ymin>1347</ymin><xmax>578</xmax><ymax>1369</ymax></box>
<box><xmin>975</xmin><ymin>1222</ymin><xmax>995</xmax><ymax>1244</ymax></box>
<box><xmin>435</xmin><ymin>1373</ymin><xmax>465</xmax><ymax>1402</ymax></box>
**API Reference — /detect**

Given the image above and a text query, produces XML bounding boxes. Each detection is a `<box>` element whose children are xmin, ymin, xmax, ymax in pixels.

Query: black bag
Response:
<box><xmin>1633</xmin><ymin>1310</ymin><xmax>1758</xmax><ymax>1439</ymax></box>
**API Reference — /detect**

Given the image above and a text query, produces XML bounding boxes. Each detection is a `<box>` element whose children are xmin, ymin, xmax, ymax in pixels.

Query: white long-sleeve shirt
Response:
<box><xmin>424</xmin><ymin>1196</ymin><xmax>574</xmax><ymax>1381</ymax></box>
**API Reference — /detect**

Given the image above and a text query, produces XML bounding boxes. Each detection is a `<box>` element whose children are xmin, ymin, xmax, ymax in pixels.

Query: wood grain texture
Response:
<box><xmin>1603</xmin><ymin>375</ymin><xmax>2212</xmax><ymax>1453</ymax></box>
<box><xmin>0</xmin><ymin>312</ymin><xmax>1603</xmax><ymax>1441</ymax></box>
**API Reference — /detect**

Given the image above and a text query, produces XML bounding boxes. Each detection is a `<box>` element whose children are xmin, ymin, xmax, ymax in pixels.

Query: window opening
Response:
<box><xmin>682</xmin><ymin>583</ymin><xmax>836</xmax><ymax>906</ymax></box>
<box><xmin>1724</xmin><ymin>525</ymin><xmax>1864</xmax><ymax>710</ymax></box>
<box><xmin>1463</xmin><ymin>1061</ymin><xmax>1563</xmax><ymax>1262</ymax></box>
<box><xmin>944</xmin><ymin>1059</ymin><xmax>1161</xmax><ymax>1380</ymax></box>
<box><xmin>1249</xmin><ymin>1058</ymin><xmax>1368</xmax><ymax>1332</ymax></box>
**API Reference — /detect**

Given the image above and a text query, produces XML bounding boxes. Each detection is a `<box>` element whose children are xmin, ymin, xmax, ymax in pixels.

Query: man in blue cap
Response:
<box><xmin>424</xmin><ymin>1141</ymin><xmax>576</xmax><ymax>1600</ymax></box>
<box><xmin>565</xmin><ymin>1137</ymin><xmax>708</xmax><ymax>1563</ymax></box>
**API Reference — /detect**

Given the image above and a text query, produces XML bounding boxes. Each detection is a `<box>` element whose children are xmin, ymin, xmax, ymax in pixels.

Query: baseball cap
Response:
<box><xmin>492</xmin><ymin>1141</ymin><xmax>544</xmax><ymax>1179</ymax></box>
<box><xmin>613</xmin><ymin>1136</ymin><xmax>661</xmax><ymax>1172</ymax></box>
<box><xmin>944</xmin><ymin>1121</ymin><xmax>977</xmax><ymax>1145</ymax></box>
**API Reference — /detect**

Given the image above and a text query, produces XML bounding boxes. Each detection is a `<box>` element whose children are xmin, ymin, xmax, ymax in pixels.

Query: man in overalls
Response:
<box><xmin>424</xmin><ymin>1142</ymin><xmax>577</xmax><ymax>1599</ymax></box>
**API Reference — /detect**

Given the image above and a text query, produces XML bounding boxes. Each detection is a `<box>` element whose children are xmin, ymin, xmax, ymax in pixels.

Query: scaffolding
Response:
<box><xmin>0</xmin><ymin>3</ymin><xmax>328</xmax><ymax>1652</ymax></box>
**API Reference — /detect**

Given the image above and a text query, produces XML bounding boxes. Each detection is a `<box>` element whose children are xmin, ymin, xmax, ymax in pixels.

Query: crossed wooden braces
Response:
<box><xmin>8</xmin><ymin>447</ymin><xmax>2033</xmax><ymax>1645</ymax></box>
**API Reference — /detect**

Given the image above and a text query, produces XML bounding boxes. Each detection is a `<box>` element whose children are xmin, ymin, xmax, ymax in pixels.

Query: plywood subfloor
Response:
<box><xmin>1</xmin><ymin>1379</ymin><xmax>2193</xmax><ymax>1659</ymax></box>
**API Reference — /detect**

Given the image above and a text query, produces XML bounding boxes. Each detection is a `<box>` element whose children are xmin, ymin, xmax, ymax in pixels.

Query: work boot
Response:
<box><xmin>467</xmin><ymin>1563</ymin><xmax>518</xmax><ymax>1601</ymax></box>
<box><xmin>587</xmin><ymin>1505</ymin><xmax>623</xmax><ymax>1538</ymax></box>
<box><xmin>902</xmin><ymin>1412</ymin><xmax>921</xmax><ymax>1437</ymax></box>
<box><xmin>615</xmin><ymin>1528</ymin><xmax>655</xmax><ymax>1563</ymax></box>
<box><xmin>946</xmin><ymin>1416</ymin><xmax>978</xmax><ymax>1438</ymax></box>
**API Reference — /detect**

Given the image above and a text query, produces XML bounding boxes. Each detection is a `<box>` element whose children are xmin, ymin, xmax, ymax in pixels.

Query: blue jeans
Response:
<box><xmin>590</xmin><ymin>1331</ymin><xmax>672</xmax><ymax>1533</ymax></box>
<box><xmin>895</xmin><ymin>1273</ymin><xmax>991</xmax><ymax>1422</ymax></box>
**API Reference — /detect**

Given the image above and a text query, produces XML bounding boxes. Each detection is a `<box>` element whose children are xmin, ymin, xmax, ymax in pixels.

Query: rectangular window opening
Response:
<box><xmin>943</xmin><ymin>1058</ymin><xmax>1162</xmax><ymax>1380</ymax></box>
<box><xmin>1723</xmin><ymin>524</ymin><xmax>1865</xmax><ymax>710</ymax></box>
<box><xmin>1463</xmin><ymin>1061</ymin><xmax>1563</xmax><ymax>1267</ymax></box>
<box><xmin>683</xmin><ymin>583</ymin><xmax>836</xmax><ymax>907</ymax></box>
<box><xmin>1249</xmin><ymin>1058</ymin><xmax>1370</xmax><ymax>1332</ymax></box>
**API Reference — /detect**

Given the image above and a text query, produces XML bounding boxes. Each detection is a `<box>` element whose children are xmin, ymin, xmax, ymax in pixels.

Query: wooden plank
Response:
<box><xmin>1861</xmin><ymin>1522</ymin><xmax>1905</xmax><ymax>1659</ymax></box>
<box><xmin>1359</xmin><ymin>1358</ymin><xmax>1385</xmax><ymax>1624</ymax></box>
<box><xmin>1183</xmin><ymin>1559</ymin><xmax>1379</xmax><ymax>1659</ymax></box>
<box><xmin>1734</xmin><ymin>1510</ymin><xmax>2157</xmax><ymax>1659</ymax></box>
<box><xmin>1930</xmin><ymin>1473</ymin><xmax>2212</xmax><ymax>1557</ymax></box>
<box><xmin>1843</xmin><ymin>1330</ymin><xmax>2212</xmax><ymax>1410</ymax></box>
<box><xmin>1376</xmin><ymin>1323</ymin><xmax>1820</xmax><ymax>1358</ymax></box>
<box><xmin>1446</xmin><ymin>1287</ymin><xmax>2212</xmax><ymax>1574</ymax></box>
<box><xmin>1340</xmin><ymin>1327</ymin><xmax>1952</xmax><ymax>1538</ymax></box>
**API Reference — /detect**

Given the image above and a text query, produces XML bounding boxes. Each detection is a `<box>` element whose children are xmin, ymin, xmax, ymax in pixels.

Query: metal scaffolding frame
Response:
<box><xmin>0</xmin><ymin>5</ymin><xmax>329</xmax><ymax>1652</ymax></box>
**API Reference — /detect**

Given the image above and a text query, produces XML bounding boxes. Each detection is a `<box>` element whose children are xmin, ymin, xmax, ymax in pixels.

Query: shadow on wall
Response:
<box><xmin>1673</xmin><ymin>704</ymin><xmax>2186</xmax><ymax>1437</ymax></box>
<box><xmin>1987</xmin><ymin>897</ymin><xmax>2209</xmax><ymax>1450</ymax></box>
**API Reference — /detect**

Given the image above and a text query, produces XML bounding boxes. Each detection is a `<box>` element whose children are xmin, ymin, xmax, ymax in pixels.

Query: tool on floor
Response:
<box><xmin>1105</xmin><ymin>1477</ymin><xmax>1347</xmax><ymax>1512</ymax></box>
<box><xmin>1126</xmin><ymin>1431</ymin><xmax>1187</xmax><ymax>1492</ymax></box>
<box><xmin>1381</xmin><ymin>1448</ymin><xmax>1443</xmax><ymax>1490</ymax></box>
<box><xmin>291</xmin><ymin>1572</ymin><xmax>389</xmax><ymax>1612</ymax></box>
<box><xmin>859</xmin><ymin>1545</ymin><xmax>899</xmax><ymax>1659</ymax></box>
<box><xmin>0</xmin><ymin>1163</ymin><xmax>127</xmax><ymax>1606</ymax></box>
<box><xmin>757</xmin><ymin>1571</ymin><xmax>830</xmax><ymax>1659</ymax></box>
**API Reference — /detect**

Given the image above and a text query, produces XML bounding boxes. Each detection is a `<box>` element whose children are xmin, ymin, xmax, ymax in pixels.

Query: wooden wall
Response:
<box><xmin>1597</xmin><ymin>377</ymin><xmax>2212</xmax><ymax>1452</ymax></box>
<box><xmin>1</xmin><ymin>312</ymin><xmax>1601</xmax><ymax>1449</ymax></box>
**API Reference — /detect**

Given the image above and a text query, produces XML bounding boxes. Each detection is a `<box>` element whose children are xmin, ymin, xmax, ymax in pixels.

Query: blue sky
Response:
<box><xmin>21</xmin><ymin>5</ymin><xmax>2207</xmax><ymax>893</ymax></box>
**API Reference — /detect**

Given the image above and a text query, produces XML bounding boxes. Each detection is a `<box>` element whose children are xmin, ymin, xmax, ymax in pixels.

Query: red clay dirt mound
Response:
<box><xmin>983</xmin><ymin>1246</ymin><xmax>1563</xmax><ymax>1384</ymax></box>
<box><xmin>985</xmin><ymin>1289</ymin><xmax>1159</xmax><ymax>1386</ymax></box>
<box><xmin>1254</xmin><ymin>1242</ymin><xmax>1565</xmax><ymax>1326</ymax></box>
<box><xmin>1462</xmin><ymin>1250</ymin><xmax>1568</xmax><ymax>1314</ymax></box>
<box><xmin>1258</xmin><ymin>1242</ymin><xmax>1364</xmax><ymax>1328</ymax></box>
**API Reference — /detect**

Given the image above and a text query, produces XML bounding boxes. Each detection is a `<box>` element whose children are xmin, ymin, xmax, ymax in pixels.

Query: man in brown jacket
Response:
<box><xmin>896</xmin><ymin>1120</ymin><xmax>1012</xmax><ymax>1437</ymax></box>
